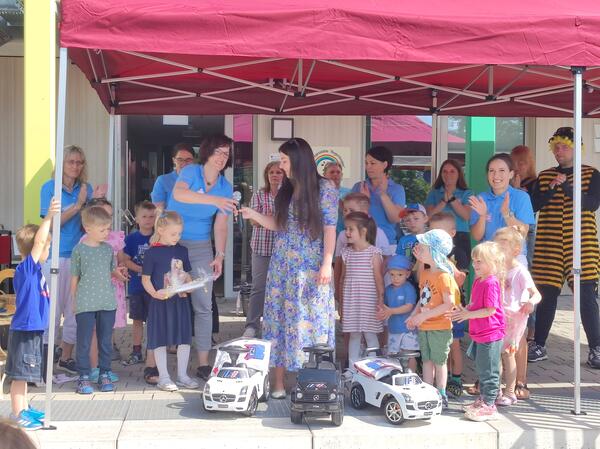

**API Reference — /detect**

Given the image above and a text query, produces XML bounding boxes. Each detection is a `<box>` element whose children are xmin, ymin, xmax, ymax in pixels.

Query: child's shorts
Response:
<box><xmin>129</xmin><ymin>293</ymin><xmax>150</xmax><ymax>321</ymax></box>
<box><xmin>5</xmin><ymin>330</ymin><xmax>44</xmax><ymax>383</ymax></box>
<box><xmin>388</xmin><ymin>331</ymin><xmax>419</xmax><ymax>353</ymax></box>
<box><xmin>418</xmin><ymin>329</ymin><xmax>453</xmax><ymax>365</ymax></box>
<box><xmin>452</xmin><ymin>321</ymin><xmax>466</xmax><ymax>339</ymax></box>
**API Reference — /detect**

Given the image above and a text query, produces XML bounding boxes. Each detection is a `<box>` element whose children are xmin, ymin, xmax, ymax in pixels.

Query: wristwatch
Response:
<box><xmin>503</xmin><ymin>211</ymin><xmax>514</xmax><ymax>220</ymax></box>
<box><xmin>215</xmin><ymin>250</ymin><xmax>225</xmax><ymax>259</ymax></box>
<box><xmin>446</xmin><ymin>196</ymin><xmax>456</xmax><ymax>204</ymax></box>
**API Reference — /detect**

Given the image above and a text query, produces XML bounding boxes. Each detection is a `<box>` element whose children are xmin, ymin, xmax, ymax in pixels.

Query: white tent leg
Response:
<box><xmin>44</xmin><ymin>46</ymin><xmax>68</xmax><ymax>429</ymax></box>
<box><xmin>224</xmin><ymin>115</ymin><xmax>234</xmax><ymax>299</ymax></box>
<box><xmin>571</xmin><ymin>66</ymin><xmax>584</xmax><ymax>415</ymax></box>
<box><xmin>107</xmin><ymin>112</ymin><xmax>115</xmax><ymax>201</ymax></box>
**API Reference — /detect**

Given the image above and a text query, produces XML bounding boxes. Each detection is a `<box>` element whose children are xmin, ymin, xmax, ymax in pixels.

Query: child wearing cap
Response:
<box><xmin>406</xmin><ymin>229</ymin><xmax>460</xmax><ymax>407</ymax></box>
<box><xmin>377</xmin><ymin>255</ymin><xmax>418</xmax><ymax>372</ymax></box>
<box><xmin>395</xmin><ymin>203</ymin><xmax>428</xmax><ymax>260</ymax></box>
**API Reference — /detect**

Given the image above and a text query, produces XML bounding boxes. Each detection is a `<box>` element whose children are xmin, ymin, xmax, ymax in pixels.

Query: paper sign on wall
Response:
<box><xmin>312</xmin><ymin>146</ymin><xmax>352</xmax><ymax>178</ymax></box>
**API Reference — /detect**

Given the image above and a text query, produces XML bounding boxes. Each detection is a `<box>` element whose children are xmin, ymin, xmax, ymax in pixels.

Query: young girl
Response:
<box><xmin>450</xmin><ymin>241</ymin><xmax>505</xmax><ymax>422</ymax></box>
<box><xmin>141</xmin><ymin>211</ymin><xmax>199</xmax><ymax>392</ymax></box>
<box><xmin>493</xmin><ymin>227</ymin><xmax>541</xmax><ymax>405</ymax></box>
<box><xmin>339</xmin><ymin>211</ymin><xmax>384</xmax><ymax>371</ymax></box>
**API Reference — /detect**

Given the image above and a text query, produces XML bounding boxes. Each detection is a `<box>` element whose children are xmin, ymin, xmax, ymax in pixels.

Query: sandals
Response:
<box><xmin>515</xmin><ymin>382</ymin><xmax>530</xmax><ymax>400</ymax></box>
<box><xmin>466</xmin><ymin>380</ymin><xmax>480</xmax><ymax>396</ymax></box>
<box><xmin>143</xmin><ymin>366</ymin><xmax>159</xmax><ymax>386</ymax></box>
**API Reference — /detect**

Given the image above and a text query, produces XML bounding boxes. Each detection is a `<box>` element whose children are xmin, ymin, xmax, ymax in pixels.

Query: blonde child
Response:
<box><xmin>406</xmin><ymin>229</ymin><xmax>459</xmax><ymax>407</ymax></box>
<box><xmin>451</xmin><ymin>241</ymin><xmax>506</xmax><ymax>422</ymax></box>
<box><xmin>141</xmin><ymin>211</ymin><xmax>199</xmax><ymax>391</ymax></box>
<box><xmin>493</xmin><ymin>227</ymin><xmax>541</xmax><ymax>405</ymax></box>
<box><xmin>7</xmin><ymin>198</ymin><xmax>59</xmax><ymax>429</ymax></box>
<box><xmin>377</xmin><ymin>255</ymin><xmax>418</xmax><ymax>372</ymax></box>
<box><xmin>339</xmin><ymin>212</ymin><xmax>385</xmax><ymax>371</ymax></box>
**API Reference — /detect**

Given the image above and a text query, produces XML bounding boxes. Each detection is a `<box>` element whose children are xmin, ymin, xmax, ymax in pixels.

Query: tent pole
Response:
<box><xmin>107</xmin><ymin>111</ymin><xmax>115</xmax><ymax>202</ymax></box>
<box><xmin>44</xmin><ymin>46</ymin><xmax>69</xmax><ymax>430</ymax></box>
<box><xmin>571</xmin><ymin>66</ymin><xmax>584</xmax><ymax>416</ymax></box>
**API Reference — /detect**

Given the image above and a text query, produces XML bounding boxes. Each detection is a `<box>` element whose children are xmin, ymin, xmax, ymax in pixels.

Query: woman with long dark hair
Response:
<box><xmin>241</xmin><ymin>138</ymin><xmax>338</xmax><ymax>398</ymax></box>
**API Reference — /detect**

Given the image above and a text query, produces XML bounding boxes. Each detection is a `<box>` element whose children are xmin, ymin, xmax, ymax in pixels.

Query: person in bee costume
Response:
<box><xmin>528</xmin><ymin>127</ymin><xmax>600</xmax><ymax>369</ymax></box>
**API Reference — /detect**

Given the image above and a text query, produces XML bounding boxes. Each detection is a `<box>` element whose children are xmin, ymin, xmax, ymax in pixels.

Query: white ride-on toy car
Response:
<box><xmin>349</xmin><ymin>351</ymin><xmax>442</xmax><ymax>425</ymax></box>
<box><xmin>202</xmin><ymin>338</ymin><xmax>271</xmax><ymax>416</ymax></box>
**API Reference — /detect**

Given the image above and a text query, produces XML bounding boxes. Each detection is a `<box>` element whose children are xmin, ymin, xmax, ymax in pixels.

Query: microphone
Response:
<box><xmin>233</xmin><ymin>191</ymin><xmax>243</xmax><ymax>229</ymax></box>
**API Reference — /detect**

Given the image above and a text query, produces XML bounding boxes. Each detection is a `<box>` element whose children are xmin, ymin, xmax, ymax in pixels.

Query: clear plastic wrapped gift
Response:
<box><xmin>164</xmin><ymin>264</ymin><xmax>213</xmax><ymax>297</ymax></box>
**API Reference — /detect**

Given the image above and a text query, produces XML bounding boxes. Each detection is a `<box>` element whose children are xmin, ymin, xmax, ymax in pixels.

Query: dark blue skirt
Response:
<box><xmin>147</xmin><ymin>294</ymin><xmax>192</xmax><ymax>349</ymax></box>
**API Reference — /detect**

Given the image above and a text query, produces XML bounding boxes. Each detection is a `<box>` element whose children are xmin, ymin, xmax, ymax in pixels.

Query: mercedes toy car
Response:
<box><xmin>202</xmin><ymin>338</ymin><xmax>271</xmax><ymax>416</ymax></box>
<box><xmin>290</xmin><ymin>345</ymin><xmax>344</xmax><ymax>426</ymax></box>
<box><xmin>349</xmin><ymin>353</ymin><xmax>442</xmax><ymax>425</ymax></box>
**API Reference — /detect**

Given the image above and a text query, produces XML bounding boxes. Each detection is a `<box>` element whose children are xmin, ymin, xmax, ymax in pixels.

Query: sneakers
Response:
<box><xmin>441</xmin><ymin>394</ymin><xmax>449</xmax><ymax>408</ymax></box>
<box><xmin>90</xmin><ymin>368</ymin><xmax>119</xmax><ymax>383</ymax></box>
<box><xmin>26</xmin><ymin>406</ymin><xmax>45</xmax><ymax>421</ymax></box>
<box><xmin>463</xmin><ymin>396</ymin><xmax>484</xmax><ymax>412</ymax></box>
<box><xmin>587</xmin><ymin>346</ymin><xmax>600</xmax><ymax>369</ymax></box>
<box><xmin>157</xmin><ymin>380</ymin><xmax>178</xmax><ymax>392</ymax></box>
<box><xmin>447</xmin><ymin>377</ymin><xmax>463</xmax><ymax>398</ymax></box>
<box><xmin>77</xmin><ymin>376</ymin><xmax>94</xmax><ymax>395</ymax></box>
<box><xmin>528</xmin><ymin>344</ymin><xmax>548</xmax><ymax>362</ymax></box>
<box><xmin>465</xmin><ymin>403</ymin><xmax>500</xmax><ymax>422</ymax></box>
<box><xmin>196</xmin><ymin>365</ymin><xmax>212</xmax><ymax>381</ymax></box>
<box><xmin>98</xmin><ymin>373</ymin><xmax>115</xmax><ymax>392</ymax></box>
<box><xmin>270</xmin><ymin>389</ymin><xmax>286</xmax><ymax>399</ymax></box>
<box><xmin>242</xmin><ymin>326</ymin><xmax>257</xmax><ymax>338</ymax></box>
<box><xmin>58</xmin><ymin>358</ymin><xmax>78</xmax><ymax>374</ymax></box>
<box><xmin>496</xmin><ymin>393</ymin><xmax>518</xmax><ymax>407</ymax></box>
<box><xmin>122</xmin><ymin>351</ymin><xmax>144</xmax><ymax>366</ymax></box>
<box><xmin>111</xmin><ymin>344</ymin><xmax>121</xmax><ymax>361</ymax></box>
<box><xmin>11</xmin><ymin>410</ymin><xmax>43</xmax><ymax>431</ymax></box>
<box><xmin>176</xmin><ymin>376</ymin><xmax>200</xmax><ymax>389</ymax></box>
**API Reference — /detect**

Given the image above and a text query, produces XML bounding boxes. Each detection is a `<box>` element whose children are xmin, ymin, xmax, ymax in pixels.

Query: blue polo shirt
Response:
<box><xmin>425</xmin><ymin>187</ymin><xmax>473</xmax><ymax>232</ymax></box>
<box><xmin>11</xmin><ymin>255</ymin><xmax>50</xmax><ymax>332</ymax></box>
<box><xmin>352</xmin><ymin>179</ymin><xmax>406</xmax><ymax>244</ymax></box>
<box><xmin>384</xmin><ymin>283</ymin><xmax>417</xmax><ymax>334</ymax></box>
<box><xmin>40</xmin><ymin>179</ymin><xmax>92</xmax><ymax>258</ymax></box>
<box><xmin>151</xmin><ymin>171</ymin><xmax>178</xmax><ymax>205</ymax></box>
<box><xmin>469</xmin><ymin>185</ymin><xmax>535</xmax><ymax>255</ymax></box>
<box><xmin>167</xmin><ymin>164</ymin><xmax>233</xmax><ymax>241</ymax></box>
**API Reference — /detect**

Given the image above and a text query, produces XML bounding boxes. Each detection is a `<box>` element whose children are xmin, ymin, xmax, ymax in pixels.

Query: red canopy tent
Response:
<box><xmin>43</xmin><ymin>0</ymin><xmax>600</xmax><ymax>425</ymax></box>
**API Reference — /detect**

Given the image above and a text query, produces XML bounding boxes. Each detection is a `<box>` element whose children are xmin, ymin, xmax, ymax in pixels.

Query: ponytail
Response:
<box><xmin>150</xmin><ymin>209</ymin><xmax>183</xmax><ymax>244</ymax></box>
<box><xmin>344</xmin><ymin>211</ymin><xmax>377</xmax><ymax>245</ymax></box>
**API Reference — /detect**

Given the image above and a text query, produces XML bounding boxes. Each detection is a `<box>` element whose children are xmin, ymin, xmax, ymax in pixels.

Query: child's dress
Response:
<box><xmin>105</xmin><ymin>231</ymin><xmax>127</xmax><ymax>329</ymax></box>
<box><xmin>503</xmin><ymin>263</ymin><xmax>535</xmax><ymax>353</ymax></box>
<box><xmin>341</xmin><ymin>245</ymin><xmax>383</xmax><ymax>334</ymax></box>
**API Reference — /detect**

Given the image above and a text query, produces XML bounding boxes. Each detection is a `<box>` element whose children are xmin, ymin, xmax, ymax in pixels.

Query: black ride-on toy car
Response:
<box><xmin>290</xmin><ymin>344</ymin><xmax>344</xmax><ymax>426</ymax></box>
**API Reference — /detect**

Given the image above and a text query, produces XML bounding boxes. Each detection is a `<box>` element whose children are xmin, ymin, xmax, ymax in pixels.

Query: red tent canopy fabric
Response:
<box><xmin>60</xmin><ymin>0</ymin><xmax>600</xmax><ymax>117</ymax></box>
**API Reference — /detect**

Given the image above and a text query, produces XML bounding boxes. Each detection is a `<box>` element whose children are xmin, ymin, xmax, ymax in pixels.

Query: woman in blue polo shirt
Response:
<box><xmin>351</xmin><ymin>146</ymin><xmax>405</xmax><ymax>244</ymax></box>
<box><xmin>425</xmin><ymin>159</ymin><xmax>473</xmax><ymax>262</ymax></box>
<box><xmin>150</xmin><ymin>143</ymin><xmax>195</xmax><ymax>208</ymax></box>
<box><xmin>469</xmin><ymin>153</ymin><xmax>535</xmax><ymax>263</ymax></box>
<box><xmin>40</xmin><ymin>145</ymin><xmax>94</xmax><ymax>373</ymax></box>
<box><xmin>169</xmin><ymin>134</ymin><xmax>237</xmax><ymax>380</ymax></box>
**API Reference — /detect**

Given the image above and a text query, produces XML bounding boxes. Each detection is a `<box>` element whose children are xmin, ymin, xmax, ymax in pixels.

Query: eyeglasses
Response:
<box><xmin>174</xmin><ymin>157</ymin><xmax>194</xmax><ymax>163</ymax></box>
<box><xmin>66</xmin><ymin>160</ymin><xmax>85</xmax><ymax>166</ymax></box>
<box><xmin>213</xmin><ymin>148</ymin><xmax>230</xmax><ymax>159</ymax></box>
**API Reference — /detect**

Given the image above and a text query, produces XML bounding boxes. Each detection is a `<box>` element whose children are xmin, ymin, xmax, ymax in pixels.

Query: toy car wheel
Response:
<box><xmin>243</xmin><ymin>389</ymin><xmax>258</xmax><ymax>417</ymax></box>
<box><xmin>350</xmin><ymin>384</ymin><xmax>367</xmax><ymax>409</ymax></box>
<box><xmin>259</xmin><ymin>375</ymin><xmax>270</xmax><ymax>402</ymax></box>
<box><xmin>290</xmin><ymin>410</ymin><xmax>303</xmax><ymax>424</ymax></box>
<box><xmin>331</xmin><ymin>410</ymin><xmax>343</xmax><ymax>426</ymax></box>
<box><xmin>383</xmin><ymin>397</ymin><xmax>405</xmax><ymax>425</ymax></box>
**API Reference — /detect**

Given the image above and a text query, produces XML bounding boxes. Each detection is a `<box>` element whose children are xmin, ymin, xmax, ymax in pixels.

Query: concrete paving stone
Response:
<box><xmin>31</xmin><ymin>420</ymin><xmax>122</xmax><ymax>449</ymax></box>
<box><xmin>92</xmin><ymin>393</ymin><xmax>125</xmax><ymax>401</ymax></box>
<box><xmin>122</xmin><ymin>393</ymin><xmax>152</xmax><ymax>401</ymax></box>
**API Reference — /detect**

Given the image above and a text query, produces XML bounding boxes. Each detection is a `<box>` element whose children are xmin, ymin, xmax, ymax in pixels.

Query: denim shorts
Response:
<box><xmin>5</xmin><ymin>330</ymin><xmax>44</xmax><ymax>383</ymax></box>
<box><xmin>452</xmin><ymin>321</ymin><xmax>466</xmax><ymax>339</ymax></box>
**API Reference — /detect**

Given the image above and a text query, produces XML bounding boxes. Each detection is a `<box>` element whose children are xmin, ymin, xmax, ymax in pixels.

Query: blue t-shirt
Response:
<box><xmin>11</xmin><ymin>255</ymin><xmax>50</xmax><ymax>332</ymax></box>
<box><xmin>151</xmin><ymin>171</ymin><xmax>178</xmax><ymax>205</ymax></box>
<box><xmin>40</xmin><ymin>180</ymin><xmax>92</xmax><ymax>258</ymax></box>
<box><xmin>167</xmin><ymin>164</ymin><xmax>233</xmax><ymax>241</ymax></box>
<box><xmin>351</xmin><ymin>179</ymin><xmax>406</xmax><ymax>244</ymax></box>
<box><xmin>384</xmin><ymin>283</ymin><xmax>417</xmax><ymax>334</ymax></box>
<box><xmin>469</xmin><ymin>185</ymin><xmax>535</xmax><ymax>255</ymax></box>
<box><xmin>124</xmin><ymin>231</ymin><xmax>152</xmax><ymax>295</ymax></box>
<box><xmin>395</xmin><ymin>234</ymin><xmax>417</xmax><ymax>260</ymax></box>
<box><xmin>425</xmin><ymin>187</ymin><xmax>473</xmax><ymax>232</ymax></box>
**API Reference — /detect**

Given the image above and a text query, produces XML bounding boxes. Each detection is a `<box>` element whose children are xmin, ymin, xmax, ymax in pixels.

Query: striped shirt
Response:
<box><xmin>250</xmin><ymin>189</ymin><xmax>277</xmax><ymax>257</ymax></box>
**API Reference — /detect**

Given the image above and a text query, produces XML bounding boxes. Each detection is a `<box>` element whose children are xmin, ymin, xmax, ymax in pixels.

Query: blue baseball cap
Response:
<box><xmin>399</xmin><ymin>203</ymin><xmax>427</xmax><ymax>218</ymax></box>
<box><xmin>387</xmin><ymin>255</ymin><xmax>412</xmax><ymax>271</ymax></box>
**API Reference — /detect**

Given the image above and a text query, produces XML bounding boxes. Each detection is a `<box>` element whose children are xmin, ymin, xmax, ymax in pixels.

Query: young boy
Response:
<box><xmin>71</xmin><ymin>206</ymin><xmax>126</xmax><ymax>394</ymax></box>
<box><xmin>122</xmin><ymin>201</ymin><xmax>156</xmax><ymax>366</ymax></box>
<box><xmin>6</xmin><ymin>198</ymin><xmax>60</xmax><ymax>430</ymax></box>
<box><xmin>395</xmin><ymin>203</ymin><xmax>428</xmax><ymax>260</ymax></box>
<box><xmin>429</xmin><ymin>212</ymin><xmax>469</xmax><ymax>398</ymax></box>
<box><xmin>406</xmin><ymin>229</ymin><xmax>459</xmax><ymax>407</ymax></box>
<box><xmin>377</xmin><ymin>255</ymin><xmax>418</xmax><ymax>371</ymax></box>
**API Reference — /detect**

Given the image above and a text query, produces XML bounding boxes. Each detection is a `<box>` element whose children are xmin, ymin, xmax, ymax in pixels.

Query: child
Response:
<box><xmin>377</xmin><ymin>255</ymin><xmax>418</xmax><ymax>372</ymax></box>
<box><xmin>339</xmin><ymin>212</ymin><xmax>384</xmax><ymax>371</ymax></box>
<box><xmin>450</xmin><ymin>241</ymin><xmax>505</xmax><ymax>422</ymax></box>
<box><xmin>429</xmin><ymin>212</ymin><xmax>469</xmax><ymax>397</ymax></box>
<box><xmin>493</xmin><ymin>227</ymin><xmax>541</xmax><ymax>405</ymax></box>
<box><xmin>122</xmin><ymin>200</ymin><xmax>156</xmax><ymax>366</ymax></box>
<box><xmin>406</xmin><ymin>229</ymin><xmax>459</xmax><ymax>407</ymax></box>
<box><xmin>395</xmin><ymin>203</ymin><xmax>428</xmax><ymax>259</ymax></box>
<box><xmin>71</xmin><ymin>206</ymin><xmax>127</xmax><ymax>394</ymax></box>
<box><xmin>141</xmin><ymin>211</ymin><xmax>199</xmax><ymax>391</ymax></box>
<box><xmin>6</xmin><ymin>198</ymin><xmax>59</xmax><ymax>429</ymax></box>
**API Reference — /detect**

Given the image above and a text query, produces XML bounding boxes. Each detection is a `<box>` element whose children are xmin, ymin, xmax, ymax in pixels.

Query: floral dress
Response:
<box><xmin>262</xmin><ymin>178</ymin><xmax>339</xmax><ymax>371</ymax></box>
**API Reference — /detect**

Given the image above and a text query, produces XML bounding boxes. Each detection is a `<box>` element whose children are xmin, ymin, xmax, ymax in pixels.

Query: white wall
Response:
<box><xmin>254</xmin><ymin>115</ymin><xmax>365</xmax><ymax>189</ymax></box>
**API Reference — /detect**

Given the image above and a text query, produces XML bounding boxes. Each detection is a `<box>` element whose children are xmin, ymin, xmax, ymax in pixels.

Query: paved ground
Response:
<box><xmin>1</xmin><ymin>295</ymin><xmax>599</xmax><ymax>448</ymax></box>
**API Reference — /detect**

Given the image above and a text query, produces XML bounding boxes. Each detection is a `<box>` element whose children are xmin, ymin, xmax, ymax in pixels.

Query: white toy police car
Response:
<box><xmin>202</xmin><ymin>338</ymin><xmax>271</xmax><ymax>416</ymax></box>
<box><xmin>349</xmin><ymin>354</ymin><xmax>442</xmax><ymax>425</ymax></box>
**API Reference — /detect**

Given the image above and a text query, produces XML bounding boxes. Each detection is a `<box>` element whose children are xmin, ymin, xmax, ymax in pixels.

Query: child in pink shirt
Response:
<box><xmin>450</xmin><ymin>241</ymin><xmax>505</xmax><ymax>422</ymax></box>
